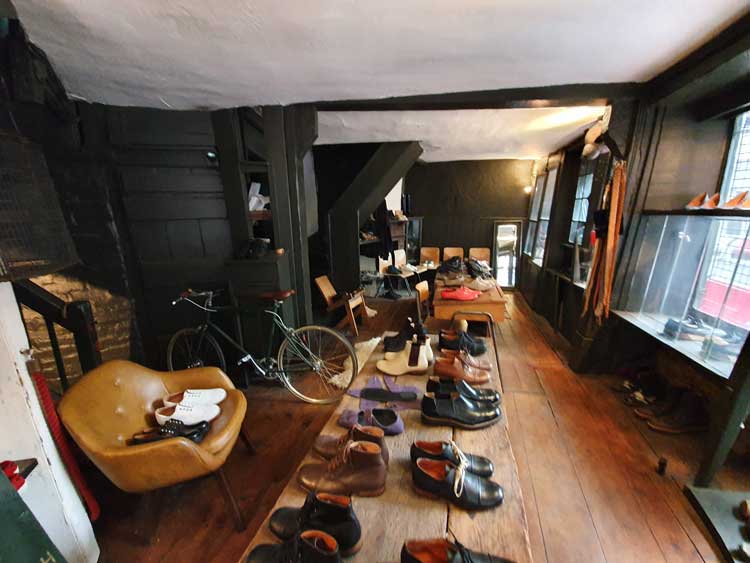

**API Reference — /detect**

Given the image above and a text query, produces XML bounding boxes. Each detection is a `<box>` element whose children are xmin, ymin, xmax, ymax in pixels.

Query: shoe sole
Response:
<box><xmin>298</xmin><ymin>481</ymin><xmax>386</xmax><ymax>498</ymax></box>
<box><xmin>421</xmin><ymin>413</ymin><xmax>500</xmax><ymax>429</ymax></box>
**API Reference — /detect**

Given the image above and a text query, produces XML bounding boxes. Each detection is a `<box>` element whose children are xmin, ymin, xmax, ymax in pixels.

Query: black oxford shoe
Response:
<box><xmin>247</xmin><ymin>530</ymin><xmax>341</xmax><ymax>563</ymax></box>
<box><xmin>410</xmin><ymin>440</ymin><xmax>494</xmax><ymax>477</ymax></box>
<box><xmin>421</xmin><ymin>393</ymin><xmax>501</xmax><ymax>429</ymax></box>
<box><xmin>426</xmin><ymin>377</ymin><xmax>501</xmax><ymax>404</ymax></box>
<box><xmin>269</xmin><ymin>492</ymin><xmax>362</xmax><ymax>556</ymax></box>
<box><xmin>412</xmin><ymin>458</ymin><xmax>503</xmax><ymax>511</ymax></box>
<box><xmin>401</xmin><ymin>538</ymin><xmax>514</xmax><ymax>563</ymax></box>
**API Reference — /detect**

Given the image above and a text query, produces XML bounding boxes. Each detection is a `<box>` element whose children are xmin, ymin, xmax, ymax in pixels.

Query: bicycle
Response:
<box><xmin>167</xmin><ymin>288</ymin><xmax>358</xmax><ymax>404</ymax></box>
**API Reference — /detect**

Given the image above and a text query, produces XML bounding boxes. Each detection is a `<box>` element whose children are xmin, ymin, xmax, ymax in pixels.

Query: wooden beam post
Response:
<box><xmin>211</xmin><ymin>110</ymin><xmax>252</xmax><ymax>253</ymax></box>
<box><xmin>264</xmin><ymin>105</ymin><xmax>318</xmax><ymax>325</ymax></box>
<box><xmin>328</xmin><ymin>141</ymin><xmax>423</xmax><ymax>292</ymax></box>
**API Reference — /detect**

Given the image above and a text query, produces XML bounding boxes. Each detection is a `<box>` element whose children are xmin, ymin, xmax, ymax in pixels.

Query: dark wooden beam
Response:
<box><xmin>692</xmin><ymin>77</ymin><xmax>750</xmax><ymax>121</ymax></box>
<box><xmin>211</xmin><ymin>109</ymin><xmax>252</xmax><ymax>253</ymax></box>
<box><xmin>647</xmin><ymin>12</ymin><xmax>750</xmax><ymax>102</ymax></box>
<box><xmin>264</xmin><ymin>105</ymin><xmax>318</xmax><ymax>325</ymax></box>
<box><xmin>328</xmin><ymin>141</ymin><xmax>423</xmax><ymax>292</ymax></box>
<box><xmin>315</xmin><ymin>82</ymin><xmax>642</xmax><ymax>111</ymax></box>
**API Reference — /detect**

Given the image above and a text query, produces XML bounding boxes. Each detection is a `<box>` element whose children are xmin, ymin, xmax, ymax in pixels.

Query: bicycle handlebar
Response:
<box><xmin>171</xmin><ymin>288</ymin><xmax>222</xmax><ymax>306</ymax></box>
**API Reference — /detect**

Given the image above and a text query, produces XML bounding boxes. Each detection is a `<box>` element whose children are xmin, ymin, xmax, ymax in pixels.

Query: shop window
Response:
<box><xmin>569</xmin><ymin>159</ymin><xmax>595</xmax><ymax>245</ymax></box>
<box><xmin>532</xmin><ymin>166</ymin><xmax>558</xmax><ymax>265</ymax></box>
<box><xmin>618</xmin><ymin>111</ymin><xmax>750</xmax><ymax>379</ymax></box>
<box><xmin>524</xmin><ymin>173</ymin><xmax>546</xmax><ymax>255</ymax></box>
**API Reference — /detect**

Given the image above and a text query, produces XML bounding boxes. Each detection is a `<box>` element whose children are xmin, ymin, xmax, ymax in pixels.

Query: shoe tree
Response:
<box><xmin>685</xmin><ymin>192</ymin><xmax>706</xmax><ymax>209</ymax></box>
<box><xmin>721</xmin><ymin>190</ymin><xmax>749</xmax><ymax>209</ymax></box>
<box><xmin>702</xmin><ymin>193</ymin><xmax>720</xmax><ymax>209</ymax></box>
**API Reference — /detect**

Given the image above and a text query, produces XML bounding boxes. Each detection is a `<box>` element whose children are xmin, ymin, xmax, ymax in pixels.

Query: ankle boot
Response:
<box><xmin>298</xmin><ymin>441</ymin><xmax>387</xmax><ymax>497</ymax></box>
<box><xmin>314</xmin><ymin>424</ymin><xmax>390</xmax><ymax>464</ymax></box>
<box><xmin>269</xmin><ymin>492</ymin><xmax>362</xmax><ymax>556</ymax></box>
<box><xmin>386</xmin><ymin>335</ymin><xmax>433</xmax><ymax>364</ymax></box>
<box><xmin>247</xmin><ymin>529</ymin><xmax>341</xmax><ymax>563</ymax></box>
<box><xmin>376</xmin><ymin>338</ymin><xmax>428</xmax><ymax>376</ymax></box>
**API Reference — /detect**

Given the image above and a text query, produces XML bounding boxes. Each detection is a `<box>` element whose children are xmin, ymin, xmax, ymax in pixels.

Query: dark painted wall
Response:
<box><xmin>404</xmin><ymin>159</ymin><xmax>534</xmax><ymax>251</ymax></box>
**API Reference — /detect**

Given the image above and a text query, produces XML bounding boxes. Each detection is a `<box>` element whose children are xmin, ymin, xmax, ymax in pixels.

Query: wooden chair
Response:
<box><xmin>443</xmin><ymin>247</ymin><xmax>464</xmax><ymax>261</ymax></box>
<box><xmin>343</xmin><ymin>292</ymin><xmax>369</xmax><ymax>337</ymax></box>
<box><xmin>414</xmin><ymin>280</ymin><xmax>430</xmax><ymax>323</ymax></box>
<box><xmin>378</xmin><ymin>249</ymin><xmax>414</xmax><ymax>296</ymax></box>
<box><xmin>315</xmin><ymin>275</ymin><xmax>343</xmax><ymax>312</ymax></box>
<box><xmin>315</xmin><ymin>275</ymin><xmax>376</xmax><ymax>332</ymax></box>
<box><xmin>420</xmin><ymin>247</ymin><xmax>440</xmax><ymax>265</ymax></box>
<box><xmin>469</xmin><ymin>247</ymin><xmax>491</xmax><ymax>262</ymax></box>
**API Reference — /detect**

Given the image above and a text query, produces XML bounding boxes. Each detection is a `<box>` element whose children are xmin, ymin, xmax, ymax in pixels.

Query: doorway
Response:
<box><xmin>493</xmin><ymin>220</ymin><xmax>522</xmax><ymax>288</ymax></box>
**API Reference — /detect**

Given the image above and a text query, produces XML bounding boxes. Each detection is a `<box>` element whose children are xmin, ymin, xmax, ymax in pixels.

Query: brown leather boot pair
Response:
<box><xmin>313</xmin><ymin>424</ymin><xmax>390</xmax><ymax>464</ymax></box>
<box><xmin>298</xmin><ymin>440</ymin><xmax>387</xmax><ymax>497</ymax></box>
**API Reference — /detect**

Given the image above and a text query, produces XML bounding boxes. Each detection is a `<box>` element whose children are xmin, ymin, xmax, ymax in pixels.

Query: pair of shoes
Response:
<box><xmin>421</xmin><ymin>393</ymin><xmax>502</xmax><ymax>429</ymax></box>
<box><xmin>437</xmin><ymin>256</ymin><xmax>463</xmax><ymax>274</ymax></box>
<box><xmin>338</xmin><ymin>408</ymin><xmax>404</xmax><ymax>435</ymax></box>
<box><xmin>383</xmin><ymin>318</ymin><xmax>427</xmax><ymax>353</ymax></box>
<box><xmin>263</xmin><ymin>492</ymin><xmax>362</xmax><ymax>559</ymax></box>
<box><xmin>411</xmin><ymin>447</ymin><xmax>503</xmax><ymax>510</ymax></box>
<box><xmin>439</xmin><ymin>330</ymin><xmax>487</xmax><ymax>357</ymax></box>
<box><xmin>434</xmin><ymin>356</ymin><xmax>489</xmax><ymax>385</ymax></box>
<box><xmin>426</xmin><ymin>377</ymin><xmax>501</xmax><ymax>404</ymax></box>
<box><xmin>633</xmin><ymin>387</ymin><xmax>686</xmax><ymax>420</ymax></box>
<box><xmin>314</xmin><ymin>424</ymin><xmax>390</xmax><ymax>464</ymax></box>
<box><xmin>466</xmin><ymin>277</ymin><xmax>496</xmax><ymax>292</ymax></box>
<box><xmin>443</xmin><ymin>274</ymin><xmax>466</xmax><ymax>287</ymax></box>
<box><xmin>422</xmin><ymin>260</ymin><xmax>436</xmax><ymax>268</ymax></box>
<box><xmin>646</xmin><ymin>391</ymin><xmax>709</xmax><ymax>434</ymax></box>
<box><xmin>401</xmin><ymin>536</ymin><xmax>513</xmax><ymax>563</ymax></box>
<box><xmin>441</xmin><ymin>349</ymin><xmax>491</xmax><ymax>371</ymax></box>
<box><xmin>298</xmin><ymin>441</ymin><xmax>387</xmax><ymax>497</ymax></box>
<box><xmin>130</xmin><ymin>419</ymin><xmax>211</xmax><ymax>445</ymax></box>
<box><xmin>387</xmin><ymin>265</ymin><xmax>403</xmax><ymax>275</ymax></box>
<box><xmin>247</xmin><ymin>529</ymin><xmax>342</xmax><ymax>562</ymax></box>
<box><xmin>383</xmin><ymin>289</ymin><xmax>401</xmax><ymax>300</ymax></box>
<box><xmin>377</xmin><ymin>338</ymin><xmax>431</xmax><ymax>375</ymax></box>
<box><xmin>440</xmin><ymin>287</ymin><xmax>481</xmax><ymax>301</ymax></box>
<box><xmin>411</xmin><ymin>440</ymin><xmax>494</xmax><ymax>477</ymax></box>
<box><xmin>155</xmin><ymin>388</ymin><xmax>226</xmax><ymax>425</ymax></box>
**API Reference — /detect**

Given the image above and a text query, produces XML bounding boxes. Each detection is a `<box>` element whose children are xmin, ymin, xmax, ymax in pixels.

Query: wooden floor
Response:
<box><xmin>92</xmin><ymin>293</ymin><xmax>746</xmax><ymax>562</ymax></box>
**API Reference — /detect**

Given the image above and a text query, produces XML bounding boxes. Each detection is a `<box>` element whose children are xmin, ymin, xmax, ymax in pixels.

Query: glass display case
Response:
<box><xmin>619</xmin><ymin>212</ymin><xmax>750</xmax><ymax>378</ymax></box>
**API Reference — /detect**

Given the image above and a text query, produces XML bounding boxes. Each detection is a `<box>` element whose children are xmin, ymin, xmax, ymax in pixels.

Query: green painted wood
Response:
<box><xmin>685</xmin><ymin>485</ymin><xmax>749</xmax><ymax>562</ymax></box>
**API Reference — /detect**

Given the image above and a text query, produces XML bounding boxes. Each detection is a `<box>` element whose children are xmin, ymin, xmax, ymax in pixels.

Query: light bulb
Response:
<box><xmin>523</xmin><ymin>185</ymin><xmax>533</xmax><ymax>194</ymax></box>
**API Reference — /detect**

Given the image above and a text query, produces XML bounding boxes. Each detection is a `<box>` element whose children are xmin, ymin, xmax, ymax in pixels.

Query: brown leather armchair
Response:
<box><xmin>59</xmin><ymin>360</ymin><xmax>253</xmax><ymax>530</ymax></box>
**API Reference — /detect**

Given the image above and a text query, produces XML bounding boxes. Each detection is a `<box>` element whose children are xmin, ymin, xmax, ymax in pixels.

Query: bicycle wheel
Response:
<box><xmin>277</xmin><ymin>325</ymin><xmax>357</xmax><ymax>404</ymax></box>
<box><xmin>167</xmin><ymin>328</ymin><xmax>227</xmax><ymax>372</ymax></box>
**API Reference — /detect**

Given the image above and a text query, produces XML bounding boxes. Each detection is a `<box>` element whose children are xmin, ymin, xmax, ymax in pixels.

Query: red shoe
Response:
<box><xmin>440</xmin><ymin>287</ymin><xmax>481</xmax><ymax>301</ymax></box>
<box><xmin>9</xmin><ymin>473</ymin><xmax>25</xmax><ymax>491</ymax></box>
<box><xmin>1</xmin><ymin>460</ymin><xmax>18</xmax><ymax>478</ymax></box>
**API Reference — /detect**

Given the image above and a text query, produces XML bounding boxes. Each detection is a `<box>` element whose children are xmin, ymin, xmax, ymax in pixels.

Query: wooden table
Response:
<box><xmin>241</xmin><ymin>333</ymin><xmax>531</xmax><ymax>563</ymax></box>
<box><xmin>432</xmin><ymin>280</ymin><xmax>508</xmax><ymax>323</ymax></box>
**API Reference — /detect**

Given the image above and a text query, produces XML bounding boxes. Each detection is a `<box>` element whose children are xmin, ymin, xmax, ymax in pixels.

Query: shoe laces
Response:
<box><xmin>447</xmin><ymin>529</ymin><xmax>476</xmax><ymax>563</ymax></box>
<box><xmin>328</xmin><ymin>441</ymin><xmax>355</xmax><ymax>472</ymax></box>
<box><xmin>449</xmin><ymin>440</ymin><xmax>469</xmax><ymax>498</ymax></box>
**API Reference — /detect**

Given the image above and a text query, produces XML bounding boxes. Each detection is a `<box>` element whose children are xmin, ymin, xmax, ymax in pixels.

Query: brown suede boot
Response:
<box><xmin>313</xmin><ymin>424</ymin><xmax>390</xmax><ymax>464</ymax></box>
<box><xmin>298</xmin><ymin>441</ymin><xmax>387</xmax><ymax>497</ymax></box>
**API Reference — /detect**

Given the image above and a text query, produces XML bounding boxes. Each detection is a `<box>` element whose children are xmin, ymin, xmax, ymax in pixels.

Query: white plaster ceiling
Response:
<box><xmin>317</xmin><ymin>107</ymin><xmax>608</xmax><ymax>161</ymax></box>
<box><xmin>12</xmin><ymin>1</ymin><xmax>749</xmax><ymax>109</ymax></box>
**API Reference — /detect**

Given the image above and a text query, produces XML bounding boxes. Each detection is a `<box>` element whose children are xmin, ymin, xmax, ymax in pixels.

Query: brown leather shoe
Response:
<box><xmin>441</xmin><ymin>349</ymin><xmax>491</xmax><ymax>372</ymax></box>
<box><xmin>298</xmin><ymin>441</ymin><xmax>387</xmax><ymax>497</ymax></box>
<box><xmin>434</xmin><ymin>357</ymin><xmax>489</xmax><ymax>385</ymax></box>
<box><xmin>313</xmin><ymin>424</ymin><xmax>390</xmax><ymax>464</ymax></box>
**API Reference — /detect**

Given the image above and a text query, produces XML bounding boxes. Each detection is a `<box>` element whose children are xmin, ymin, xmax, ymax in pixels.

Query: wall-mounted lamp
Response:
<box><xmin>523</xmin><ymin>185</ymin><xmax>533</xmax><ymax>194</ymax></box>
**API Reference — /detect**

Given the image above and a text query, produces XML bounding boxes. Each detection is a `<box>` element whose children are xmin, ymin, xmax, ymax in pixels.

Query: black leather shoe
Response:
<box><xmin>384</xmin><ymin>319</ymin><xmax>427</xmax><ymax>353</ymax></box>
<box><xmin>421</xmin><ymin>393</ymin><xmax>501</xmax><ymax>429</ymax></box>
<box><xmin>410</xmin><ymin>440</ymin><xmax>494</xmax><ymax>477</ymax></box>
<box><xmin>412</xmin><ymin>458</ymin><xmax>503</xmax><ymax>510</ymax></box>
<box><xmin>269</xmin><ymin>492</ymin><xmax>362</xmax><ymax>556</ymax></box>
<box><xmin>438</xmin><ymin>332</ymin><xmax>486</xmax><ymax>356</ymax></box>
<box><xmin>401</xmin><ymin>537</ymin><xmax>513</xmax><ymax>563</ymax></box>
<box><xmin>247</xmin><ymin>530</ymin><xmax>341</xmax><ymax>563</ymax></box>
<box><xmin>426</xmin><ymin>377</ymin><xmax>501</xmax><ymax>404</ymax></box>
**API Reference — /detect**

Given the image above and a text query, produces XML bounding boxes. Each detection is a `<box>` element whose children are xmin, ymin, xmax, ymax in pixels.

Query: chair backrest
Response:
<box><xmin>420</xmin><ymin>247</ymin><xmax>440</xmax><ymax>264</ymax></box>
<box><xmin>378</xmin><ymin>249</ymin><xmax>408</xmax><ymax>273</ymax></box>
<box><xmin>314</xmin><ymin>275</ymin><xmax>338</xmax><ymax>308</ymax></box>
<box><xmin>414</xmin><ymin>280</ymin><xmax>430</xmax><ymax>322</ymax></box>
<box><xmin>443</xmin><ymin>247</ymin><xmax>464</xmax><ymax>261</ymax></box>
<box><xmin>469</xmin><ymin>247</ymin><xmax>491</xmax><ymax>262</ymax></box>
<box><xmin>58</xmin><ymin>360</ymin><xmax>168</xmax><ymax>449</ymax></box>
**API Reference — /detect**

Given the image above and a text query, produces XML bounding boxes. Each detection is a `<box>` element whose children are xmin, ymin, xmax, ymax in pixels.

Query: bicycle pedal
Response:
<box><xmin>237</xmin><ymin>354</ymin><xmax>252</xmax><ymax>366</ymax></box>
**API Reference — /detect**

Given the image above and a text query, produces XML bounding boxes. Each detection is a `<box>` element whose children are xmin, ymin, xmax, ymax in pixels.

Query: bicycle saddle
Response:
<box><xmin>258</xmin><ymin>289</ymin><xmax>296</xmax><ymax>301</ymax></box>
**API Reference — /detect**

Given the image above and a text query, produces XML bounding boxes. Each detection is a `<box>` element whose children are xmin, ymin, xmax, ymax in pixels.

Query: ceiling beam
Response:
<box><xmin>314</xmin><ymin>82</ymin><xmax>643</xmax><ymax>112</ymax></box>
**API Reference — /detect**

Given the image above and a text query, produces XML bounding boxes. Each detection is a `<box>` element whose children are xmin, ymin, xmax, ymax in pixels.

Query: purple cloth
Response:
<box><xmin>337</xmin><ymin>408</ymin><xmax>404</xmax><ymax>436</ymax></box>
<box><xmin>347</xmin><ymin>375</ymin><xmax>385</xmax><ymax>411</ymax></box>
